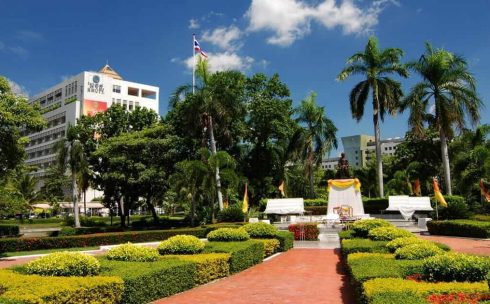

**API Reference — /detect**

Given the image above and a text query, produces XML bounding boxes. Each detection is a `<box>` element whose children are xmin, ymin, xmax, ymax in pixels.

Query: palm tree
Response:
<box><xmin>54</xmin><ymin>130</ymin><xmax>87</xmax><ymax>228</ymax></box>
<box><xmin>401</xmin><ymin>43</ymin><xmax>482</xmax><ymax>195</ymax></box>
<box><xmin>169</xmin><ymin>59</ymin><xmax>245</xmax><ymax>210</ymax></box>
<box><xmin>337</xmin><ymin>36</ymin><xmax>408</xmax><ymax>197</ymax></box>
<box><xmin>291</xmin><ymin>92</ymin><xmax>337</xmax><ymax>198</ymax></box>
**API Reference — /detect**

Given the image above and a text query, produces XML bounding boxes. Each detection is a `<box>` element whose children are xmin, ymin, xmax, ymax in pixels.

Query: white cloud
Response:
<box><xmin>246</xmin><ymin>0</ymin><xmax>396</xmax><ymax>46</ymax></box>
<box><xmin>7</xmin><ymin>78</ymin><xmax>29</xmax><ymax>97</ymax></box>
<box><xmin>184</xmin><ymin>52</ymin><xmax>254</xmax><ymax>73</ymax></box>
<box><xmin>202</xmin><ymin>25</ymin><xmax>243</xmax><ymax>51</ymax></box>
<box><xmin>189</xmin><ymin>18</ymin><xmax>200</xmax><ymax>29</ymax></box>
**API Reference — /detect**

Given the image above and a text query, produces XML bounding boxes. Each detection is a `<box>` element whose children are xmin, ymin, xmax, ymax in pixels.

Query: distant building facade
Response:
<box><xmin>24</xmin><ymin>65</ymin><xmax>159</xmax><ymax>201</ymax></box>
<box><xmin>322</xmin><ymin>134</ymin><xmax>404</xmax><ymax>170</ymax></box>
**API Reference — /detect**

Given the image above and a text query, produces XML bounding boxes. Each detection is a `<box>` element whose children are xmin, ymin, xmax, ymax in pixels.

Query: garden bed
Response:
<box><xmin>427</xmin><ymin>220</ymin><xmax>490</xmax><ymax>238</ymax></box>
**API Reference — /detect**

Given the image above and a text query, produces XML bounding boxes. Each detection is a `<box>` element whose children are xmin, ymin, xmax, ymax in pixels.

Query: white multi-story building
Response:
<box><xmin>322</xmin><ymin>135</ymin><xmax>404</xmax><ymax>170</ymax></box>
<box><xmin>25</xmin><ymin>64</ymin><xmax>159</xmax><ymax>179</ymax></box>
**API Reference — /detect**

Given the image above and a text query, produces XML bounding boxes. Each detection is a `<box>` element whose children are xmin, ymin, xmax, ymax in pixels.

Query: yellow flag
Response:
<box><xmin>242</xmin><ymin>184</ymin><xmax>249</xmax><ymax>213</ymax></box>
<box><xmin>433</xmin><ymin>178</ymin><xmax>448</xmax><ymax>207</ymax></box>
<box><xmin>223</xmin><ymin>199</ymin><xmax>229</xmax><ymax>209</ymax></box>
<box><xmin>278</xmin><ymin>181</ymin><xmax>285</xmax><ymax>197</ymax></box>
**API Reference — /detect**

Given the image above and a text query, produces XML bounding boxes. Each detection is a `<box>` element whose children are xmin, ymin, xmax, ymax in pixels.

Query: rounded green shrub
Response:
<box><xmin>422</xmin><ymin>253</ymin><xmax>490</xmax><ymax>282</ymax></box>
<box><xmin>386</xmin><ymin>237</ymin><xmax>429</xmax><ymax>253</ymax></box>
<box><xmin>26</xmin><ymin>252</ymin><xmax>100</xmax><ymax>276</ymax></box>
<box><xmin>254</xmin><ymin>238</ymin><xmax>280</xmax><ymax>257</ymax></box>
<box><xmin>207</xmin><ymin>228</ymin><xmax>250</xmax><ymax>242</ymax></box>
<box><xmin>368</xmin><ymin>227</ymin><xmax>415</xmax><ymax>241</ymax></box>
<box><xmin>352</xmin><ymin>219</ymin><xmax>393</xmax><ymax>238</ymax></box>
<box><xmin>242</xmin><ymin>222</ymin><xmax>278</xmax><ymax>239</ymax></box>
<box><xmin>394</xmin><ymin>243</ymin><xmax>444</xmax><ymax>260</ymax></box>
<box><xmin>217</xmin><ymin>205</ymin><xmax>245</xmax><ymax>222</ymax></box>
<box><xmin>106</xmin><ymin>243</ymin><xmax>159</xmax><ymax>262</ymax></box>
<box><xmin>157</xmin><ymin>235</ymin><xmax>205</xmax><ymax>255</ymax></box>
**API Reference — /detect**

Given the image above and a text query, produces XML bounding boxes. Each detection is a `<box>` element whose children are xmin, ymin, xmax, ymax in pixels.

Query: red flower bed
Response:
<box><xmin>288</xmin><ymin>223</ymin><xmax>319</xmax><ymax>240</ymax></box>
<box><xmin>427</xmin><ymin>293</ymin><xmax>490</xmax><ymax>304</ymax></box>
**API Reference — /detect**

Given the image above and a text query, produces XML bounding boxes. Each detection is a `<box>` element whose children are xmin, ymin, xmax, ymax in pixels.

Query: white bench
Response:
<box><xmin>386</xmin><ymin>196</ymin><xmax>433</xmax><ymax>220</ymax></box>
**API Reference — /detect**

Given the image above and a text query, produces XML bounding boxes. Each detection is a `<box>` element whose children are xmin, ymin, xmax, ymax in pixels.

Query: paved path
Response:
<box><xmin>419</xmin><ymin>234</ymin><xmax>490</xmax><ymax>256</ymax></box>
<box><xmin>153</xmin><ymin>248</ymin><xmax>355</xmax><ymax>304</ymax></box>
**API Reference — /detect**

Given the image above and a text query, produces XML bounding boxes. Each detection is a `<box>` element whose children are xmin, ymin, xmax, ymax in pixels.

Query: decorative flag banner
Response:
<box><xmin>193</xmin><ymin>38</ymin><xmax>208</xmax><ymax>58</ymax></box>
<box><xmin>433</xmin><ymin>177</ymin><xmax>448</xmax><ymax>207</ymax></box>
<box><xmin>328</xmin><ymin>179</ymin><xmax>361</xmax><ymax>192</ymax></box>
<box><xmin>480</xmin><ymin>179</ymin><xmax>490</xmax><ymax>202</ymax></box>
<box><xmin>413</xmin><ymin>179</ymin><xmax>421</xmax><ymax>196</ymax></box>
<box><xmin>223</xmin><ymin>199</ymin><xmax>229</xmax><ymax>209</ymax></box>
<box><xmin>242</xmin><ymin>184</ymin><xmax>249</xmax><ymax>213</ymax></box>
<box><xmin>278</xmin><ymin>181</ymin><xmax>285</xmax><ymax>197</ymax></box>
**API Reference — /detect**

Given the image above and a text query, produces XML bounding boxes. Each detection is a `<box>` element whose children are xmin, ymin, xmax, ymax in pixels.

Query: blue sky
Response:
<box><xmin>1</xmin><ymin>0</ymin><xmax>489</xmax><ymax>154</ymax></box>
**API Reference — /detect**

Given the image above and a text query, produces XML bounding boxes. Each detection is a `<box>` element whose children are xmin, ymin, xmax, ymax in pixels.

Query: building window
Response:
<box><xmin>128</xmin><ymin>87</ymin><xmax>139</xmax><ymax>96</ymax></box>
<box><xmin>135</xmin><ymin>101</ymin><xmax>140</xmax><ymax>108</ymax></box>
<box><xmin>128</xmin><ymin>101</ymin><xmax>133</xmax><ymax>111</ymax></box>
<box><xmin>355</xmin><ymin>151</ymin><xmax>358</xmax><ymax>154</ymax></box>
<box><xmin>113</xmin><ymin>85</ymin><xmax>121</xmax><ymax>93</ymax></box>
<box><xmin>141</xmin><ymin>89</ymin><xmax>156</xmax><ymax>99</ymax></box>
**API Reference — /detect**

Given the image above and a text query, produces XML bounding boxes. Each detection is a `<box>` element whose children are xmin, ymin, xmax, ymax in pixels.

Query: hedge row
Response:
<box><xmin>427</xmin><ymin>220</ymin><xmax>490</xmax><ymax>238</ymax></box>
<box><xmin>171</xmin><ymin>253</ymin><xmax>230</xmax><ymax>285</ymax></box>
<box><xmin>203</xmin><ymin>240</ymin><xmax>264</xmax><ymax>273</ymax></box>
<box><xmin>341</xmin><ymin>238</ymin><xmax>389</xmax><ymax>257</ymax></box>
<box><xmin>304</xmin><ymin>206</ymin><xmax>328</xmax><ymax>215</ymax></box>
<box><xmin>0</xmin><ymin>227</ymin><xmax>209</xmax><ymax>253</ymax></box>
<box><xmin>0</xmin><ymin>225</ymin><xmax>20</xmax><ymax>237</ymax></box>
<box><xmin>0</xmin><ymin>269</ymin><xmax>123</xmax><ymax>303</ymax></box>
<box><xmin>99</xmin><ymin>257</ymin><xmax>195</xmax><ymax>304</ymax></box>
<box><xmin>275</xmin><ymin>231</ymin><xmax>294</xmax><ymax>251</ymax></box>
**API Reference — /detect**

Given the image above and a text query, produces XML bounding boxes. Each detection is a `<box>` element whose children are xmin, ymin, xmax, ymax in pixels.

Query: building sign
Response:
<box><xmin>87</xmin><ymin>75</ymin><xmax>104</xmax><ymax>94</ymax></box>
<box><xmin>83</xmin><ymin>100</ymin><xmax>107</xmax><ymax>116</ymax></box>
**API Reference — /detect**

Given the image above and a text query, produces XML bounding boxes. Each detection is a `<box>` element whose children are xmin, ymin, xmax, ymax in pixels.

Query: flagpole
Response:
<box><xmin>192</xmin><ymin>34</ymin><xmax>196</xmax><ymax>94</ymax></box>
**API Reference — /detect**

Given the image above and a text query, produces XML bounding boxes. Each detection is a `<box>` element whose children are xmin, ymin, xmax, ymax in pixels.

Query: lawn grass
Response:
<box><xmin>0</xmin><ymin>246</ymin><xmax>100</xmax><ymax>258</ymax></box>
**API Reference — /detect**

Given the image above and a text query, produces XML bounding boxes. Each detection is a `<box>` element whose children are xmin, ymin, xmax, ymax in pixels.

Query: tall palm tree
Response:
<box><xmin>291</xmin><ymin>92</ymin><xmax>337</xmax><ymax>198</ymax></box>
<box><xmin>401</xmin><ymin>43</ymin><xmax>482</xmax><ymax>195</ymax></box>
<box><xmin>337</xmin><ymin>36</ymin><xmax>408</xmax><ymax>197</ymax></box>
<box><xmin>170</xmin><ymin>59</ymin><xmax>245</xmax><ymax>210</ymax></box>
<box><xmin>54</xmin><ymin>133</ymin><xmax>87</xmax><ymax>228</ymax></box>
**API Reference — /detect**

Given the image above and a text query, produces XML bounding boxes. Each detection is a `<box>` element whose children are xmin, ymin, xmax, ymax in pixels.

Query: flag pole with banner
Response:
<box><xmin>192</xmin><ymin>34</ymin><xmax>195</xmax><ymax>94</ymax></box>
<box><xmin>242</xmin><ymin>183</ymin><xmax>249</xmax><ymax>214</ymax></box>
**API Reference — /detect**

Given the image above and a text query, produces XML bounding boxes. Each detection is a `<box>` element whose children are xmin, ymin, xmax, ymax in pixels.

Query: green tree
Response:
<box><xmin>337</xmin><ymin>36</ymin><xmax>408</xmax><ymax>197</ymax></box>
<box><xmin>0</xmin><ymin>76</ymin><xmax>45</xmax><ymax>180</ymax></box>
<box><xmin>401</xmin><ymin>43</ymin><xmax>482</xmax><ymax>195</ymax></box>
<box><xmin>290</xmin><ymin>92</ymin><xmax>337</xmax><ymax>198</ymax></box>
<box><xmin>169</xmin><ymin>59</ymin><xmax>246</xmax><ymax>210</ymax></box>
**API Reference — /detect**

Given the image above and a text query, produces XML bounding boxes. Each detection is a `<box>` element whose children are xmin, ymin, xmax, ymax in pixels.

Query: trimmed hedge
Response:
<box><xmin>0</xmin><ymin>225</ymin><xmax>20</xmax><ymax>237</ymax></box>
<box><xmin>368</xmin><ymin>227</ymin><xmax>415</xmax><ymax>241</ymax></box>
<box><xmin>26</xmin><ymin>252</ymin><xmax>100</xmax><ymax>277</ymax></box>
<box><xmin>0</xmin><ymin>227</ymin><xmax>209</xmax><ymax>253</ymax></box>
<box><xmin>427</xmin><ymin>220</ymin><xmax>490</xmax><ymax>238</ymax></box>
<box><xmin>288</xmin><ymin>223</ymin><xmax>319</xmax><ymax>240</ymax></box>
<box><xmin>99</xmin><ymin>257</ymin><xmax>196</xmax><ymax>304</ymax></box>
<box><xmin>204</xmin><ymin>240</ymin><xmax>264</xmax><ymax>273</ymax></box>
<box><xmin>352</xmin><ymin>219</ymin><xmax>393</xmax><ymax>238</ymax></box>
<box><xmin>158</xmin><ymin>235</ymin><xmax>205</xmax><ymax>255</ymax></box>
<box><xmin>171</xmin><ymin>253</ymin><xmax>230</xmax><ymax>285</ymax></box>
<box><xmin>422</xmin><ymin>253</ymin><xmax>490</xmax><ymax>282</ymax></box>
<box><xmin>304</xmin><ymin>198</ymin><xmax>327</xmax><ymax>206</ymax></box>
<box><xmin>362</xmin><ymin>198</ymin><xmax>389</xmax><ymax>214</ymax></box>
<box><xmin>217</xmin><ymin>205</ymin><xmax>245</xmax><ymax>222</ymax></box>
<box><xmin>338</xmin><ymin>229</ymin><xmax>355</xmax><ymax>240</ymax></box>
<box><xmin>106</xmin><ymin>243</ymin><xmax>159</xmax><ymax>262</ymax></box>
<box><xmin>394</xmin><ymin>243</ymin><xmax>444</xmax><ymax>260</ymax></box>
<box><xmin>304</xmin><ymin>206</ymin><xmax>328</xmax><ymax>215</ymax></box>
<box><xmin>253</xmin><ymin>238</ymin><xmax>280</xmax><ymax>257</ymax></box>
<box><xmin>207</xmin><ymin>228</ymin><xmax>250</xmax><ymax>242</ymax></box>
<box><xmin>0</xmin><ymin>269</ymin><xmax>123</xmax><ymax>303</ymax></box>
<box><xmin>275</xmin><ymin>231</ymin><xmax>294</xmax><ymax>251</ymax></box>
<box><xmin>341</xmin><ymin>238</ymin><xmax>389</xmax><ymax>256</ymax></box>
<box><xmin>242</xmin><ymin>222</ymin><xmax>278</xmax><ymax>238</ymax></box>
<box><xmin>363</xmin><ymin>278</ymin><xmax>489</xmax><ymax>303</ymax></box>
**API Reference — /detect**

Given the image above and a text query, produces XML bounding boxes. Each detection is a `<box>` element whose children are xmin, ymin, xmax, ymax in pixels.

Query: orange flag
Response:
<box><xmin>278</xmin><ymin>181</ymin><xmax>285</xmax><ymax>197</ymax></box>
<box><xmin>433</xmin><ymin>178</ymin><xmax>448</xmax><ymax>207</ymax></box>
<box><xmin>242</xmin><ymin>184</ymin><xmax>248</xmax><ymax>213</ymax></box>
<box><xmin>413</xmin><ymin>179</ymin><xmax>421</xmax><ymax>196</ymax></box>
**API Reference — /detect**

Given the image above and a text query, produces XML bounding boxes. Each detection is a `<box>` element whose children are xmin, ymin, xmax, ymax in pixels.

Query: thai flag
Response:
<box><xmin>194</xmin><ymin>38</ymin><xmax>208</xmax><ymax>58</ymax></box>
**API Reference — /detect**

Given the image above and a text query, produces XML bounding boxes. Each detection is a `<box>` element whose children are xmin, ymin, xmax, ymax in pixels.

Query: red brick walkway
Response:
<box><xmin>419</xmin><ymin>234</ymin><xmax>490</xmax><ymax>256</ymax></box>
<box><xmin>153</xmin><ymin>248</ymin><xmax>355</xmax><ymax>304</ymax></box>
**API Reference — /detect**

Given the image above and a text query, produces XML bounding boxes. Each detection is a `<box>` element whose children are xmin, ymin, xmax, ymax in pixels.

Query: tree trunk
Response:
<box><xmin>72</xmin><ymin>171</ymin><xmax>81</xmax><ymax>228</ymax></box>
<box><xmin>190</xmin><ymin>194</ymin><xmax>196</xmax><ymax>227</ymax></box>
<box><xmin>308</xmin><ymin>149</ymin><xmax>315</xmax><ymax>198</ymax></box>
<box><xmin>119</xmin><ymin>196</ymin><xmax>126</xmax><ymax>228</ymax></box>
<box><xmin>439</xmin><ymin>129</ymin><xmax>452</xmax><ymax>195</ymax></box>
<box><xmin>83</xmin><ymin>190</ymin><xmax>87</xmax><ymax>217</ymax></box>
<box><xmin>208</xmin><ymin>116</ymin><xmax>224</xmax><ymax>210</ymax></box>
<box><xmin>147</xmin><ymin>196</ymin><xmax>159</xmax><ymax>224</ymax></box>
<box><xmin>373</xmin><ymin>88</ymin><xmax>384</xmax><ymax>197</ymax></box>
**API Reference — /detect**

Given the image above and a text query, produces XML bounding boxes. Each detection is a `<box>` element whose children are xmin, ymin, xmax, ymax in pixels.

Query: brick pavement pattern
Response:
<box><xmin>419</xmin><ymin>234</ymin><xmax>490</xmax><ymax>256</ymax></box>
<box><xmin>153</xmin><ymin>248</ymin><xmax>355</xmax><ymax>304</ymax></box>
